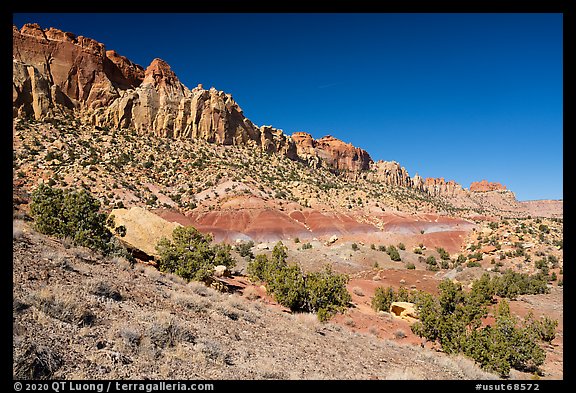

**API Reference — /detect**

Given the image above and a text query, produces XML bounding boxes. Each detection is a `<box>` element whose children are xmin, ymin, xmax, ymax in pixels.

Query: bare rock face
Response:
<box><xmin>260</xmin><ymin>126</ymin><xmax>298</xmax><ymax>160</ymax></box>
<box><xmin>292</xmin><ymin>132</ymin><xmax>320</xmax><ymax>168</ymax></box>
<box><xmin>368</xmin><ymin>161</ymin><xmax>413</xmax><ymax>188</ymax></box>
<box><xmin>291</xmin><ymin>132</ymin><xmax>373</xmax><ymax>173</ymax></box>
<box><xmin>307</xmin><ymin>135</ymin><xmax>373</xmax><ymax>173</ymax></box>
<box><xmin>412</xmin><ymin>174</ymin><xmax>426</xmax><ymax>192</ymax></box>
<box><xmin>470</xmin><ymin>180</ymin><xmax>507</xmax><ymax>192</ymax></box>
<box><xmin>104</xmin><ymin>50</ymin><xmax>145</xmax><ymax>90</ymax></box>
<box><xmin>424</xmin><ymin>177</ymin><xmax>467</xmax><ymax>197</ymax></box>
<box><xmin>13</xmin><ymin>23</ymin><xmax>140</xmax><ymax>113</ymax></box>
<box><xmin>13</xmin><ymin>60</ymin><xmax>53</xmax><ymax>119</ymax></box>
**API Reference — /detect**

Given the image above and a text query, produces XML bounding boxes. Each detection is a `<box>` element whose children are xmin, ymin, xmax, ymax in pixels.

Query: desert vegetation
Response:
<box><xmin>371</xmin><ymin>277</ymin><xmax>557</xmax><ymax>377</ymax></box>
<box><xmin>247</xmin><ymin>242</ymin><xmax>351</xmax><ymax>321</ymax></box>
<box><xmin>155</xmin><ymin>226</ymin><xmax>236</xmax><ymax>283</ymax></box>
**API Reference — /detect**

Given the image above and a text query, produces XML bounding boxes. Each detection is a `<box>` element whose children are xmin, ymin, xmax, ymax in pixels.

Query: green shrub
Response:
<box><xmin>305</xmin><ymin>266</ymin><xmax>351</xmax><ymax>317</ymax></box>
<box><xmin>268</xmin><ymin>264</ymin><xmax>307</xmax><ymax>311</ymax></box>
<box><xmin>156</xmin><ymin>226</ymin><xmax>236</xmax><ymax>283</ymax></box>
<box><xmin>236</xmin><ymin>240</ymin><xmax>255</xmax><ymax>259</ymax></box>
<box><xmin>492</xmin><ymin>270</ymin><xmax>549</xmax><ymax>299</ymax></box>
<box><xmin>301</xmin><ymin>242</ymin><xmax>313</xmax><ymax>250</ymax></box>
<box><xmin>247</xmin><ymin>244</ymin><xmax>351</xmax><ymax>320</ymax></box>
<box><xmin>372</xmin><ymin>286</ymin><xmax>395</xmax><ymax>312</ymax></box>
<box><xmin>436</xmin><ymin>247</ymin><xmax>450</xmax><ymax>260</ymax></box>
<box><xmin>397</xmin><ymin>243</ymin><xmax>406</xmax><ymax>251</ymax></box>
<box><xmin>527</xmin><ymin>314</ymin><xmax>558</xmax><ymax>343</ymax></box>
<box><xmin>413</xmin><ymin>247</ymin><xmax>423</xmax><ymax>254</ymax></box>
<box><xmin>387</xmin><ymin>245</ymin><xmax>401</xmax><ymax>261</ymax></box>
<box><xmin>406</xmin><ymin>262</ymin><xmax>416</xmax><ymax>270</ymax></box>
<box><xmin>30</xmin><ymin>184</ymin><xmax>116</xmax><ymax>255</ymax></box>
<box><xmin>462</xmin><ymin>300</ymin><xmax>545</xmax><ymax>377</ymax></box>
<box><xmin>247</xmin><ymin>254</ymin><xmax>271</xmax><ymax>282</ymax></box>
<box><xmin>410</xmin><ymin>280</ymin><xmax>546</xmax><ymax>377</ymax></box>
<box><xmin>351</xmin><ymin>243</ymin><xmax>359</xmax><ymax>251</ymax></box>
<box><xmin>451</xmin><ymin>255</ymin><xmax>463</xmax><ymax>267</ymax></box>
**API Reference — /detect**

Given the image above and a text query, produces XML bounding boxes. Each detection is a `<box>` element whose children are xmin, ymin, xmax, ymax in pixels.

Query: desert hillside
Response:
<box><xmin>12</xmin><ymin>22</ymin><xmax>563</xmax><ymax>382</ymax></box>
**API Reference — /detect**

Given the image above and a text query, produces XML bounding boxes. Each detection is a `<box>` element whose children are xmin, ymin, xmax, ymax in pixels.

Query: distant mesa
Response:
<box><xmin>469</xmin><ymin>180</ymin><xmax>507</xmax><ymax>193</ymax></box>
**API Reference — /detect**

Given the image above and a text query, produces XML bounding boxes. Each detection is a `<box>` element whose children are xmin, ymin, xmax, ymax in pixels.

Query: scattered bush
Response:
<box><xmin>491</xmin><ymin>270</ymin><xmax>549</xmax><ymax>300</ymax></box>
<box><xmin>301</xmin><ymin>242</ymin><xmax>313</xmax><ymax>250</ymax></box>
<box><xmin>387</xmin><ymin>245</ymin><xmax>401</xmax><ymax>261</ymax></box>
<box><xmin>436</xmin><ymin>247</ymin><xmax>450</xmax><ymax>260</ymax></box>
<box><xmin>462</xmin><ymin>300</ymin><xmax>545</xmax><ymax>377</ymax></box>
<box><xmin>527</xmin><ymin>314</ymin><xmax>558</xmax><ymax>343</ymax></box>
<box><xmin>410</xmin><ymin>280</ymin><xmax>548</xmax><ymax>377</ymax></box>
<box><xmin>235</xmin><ymin>240</ymin><xmax>255</xmax><ymax>259</ymax></box>
<box><xmin>30</xmin><ymin>184</ymin><xmax>117</xmax><ymax>255</ymax></box>
<box><xmin>89</xmin><ymin>280</ymin><xmax>122</xmax><ymax>301</ymax></box>
<box><xmin>247</xmin><ymin>242</ymin><xmax>351</xmax><ymax>321</ymax></box>
<box><xmin>371</xmin><ymin>286</ymin><xmax>395</xmax><ymax>313</ymax></box>
<box><xmin>156</xmin><ymin>226</ymin><xmax>236</xmax><ymax>283</ymax></box>
<box><xmin>146</xmin><ymin>314</ymin><xmax>195</xmax><ymax>349</ymax></box>
<box><xmin>351</xmin><ymin>243</ymin><xmax>359</xmax><ymax>251</ymax></box>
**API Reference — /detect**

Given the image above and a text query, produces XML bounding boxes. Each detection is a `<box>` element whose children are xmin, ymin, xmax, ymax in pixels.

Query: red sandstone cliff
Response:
<box><xmin>469</xmin><ymin>180</ymin><xmax>507</xmax><ymax>192</ymax></box>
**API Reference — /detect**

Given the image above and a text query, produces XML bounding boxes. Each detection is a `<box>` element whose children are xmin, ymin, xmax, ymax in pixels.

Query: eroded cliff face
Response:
<box><xmin>13</xmin><ymin>23</ymin><xmax>142</xmax><ymax>115</ymax></box>
<box><xmin>12</xmin><ymin>23</ymin><xmax>522</xmax><ymax>208</ymax></box>
<box><xmin>292</xmin><ymin>132</ymin><xmax>373</xmax><ymax>174</ymax></box>
<box><xmin>12</xmin><ymin>24</ymin><xmax>319</xmax><ymax>170</ymax></box>
<box><xmin>469</xmin><ymin>180</ymin><xmax>507</xmax><ymax>192</ymax></box>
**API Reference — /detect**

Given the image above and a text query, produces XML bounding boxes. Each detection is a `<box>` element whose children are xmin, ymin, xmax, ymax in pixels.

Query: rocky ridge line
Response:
<box><xmin>13</xmin><ymin>23</ymin><xmax>516</xmax><ymax>202</ymax></box>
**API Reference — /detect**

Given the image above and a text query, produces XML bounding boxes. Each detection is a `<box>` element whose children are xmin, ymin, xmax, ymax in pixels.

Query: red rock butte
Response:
<box><xmin>469</xmin><ymin>180</ymin><xmax>507</xmax><ymax>192</ymax></box>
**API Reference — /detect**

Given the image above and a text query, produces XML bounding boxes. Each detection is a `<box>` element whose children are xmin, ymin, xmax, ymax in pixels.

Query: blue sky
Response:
<box><xmin>13</xmin><ymin>13</ymin><xmax>563</xmax><ymax>201</ymax></box>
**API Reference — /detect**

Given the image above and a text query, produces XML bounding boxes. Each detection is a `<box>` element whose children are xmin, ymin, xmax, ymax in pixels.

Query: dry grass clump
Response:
<box><xmin>117</xmin><ymin>326</ymin><xmax>143</xmax><ymax>352</ymax></box>
<box><xmin>384</xmin><ymin>367</ymin><xmax>424</xmax><ymax>380</ymax></box>
<box><xmin>165</xmin><ymin>272</ymin><xmax>187</xmax><ymax>285</ymax></box>
<box><xmin>89</xmin><ymin>280</ymin><xmax>123</xmax><ymax>301</ymax></box>
<box><xmin>194</xmin><ymin>338</ymin><xmax>233</xmax><ymax>365</ymax></box>
<box><xmin>368</xmin><ymin>326</ymin><xmax>379</xmax><ymax>336</ymax></box>
<box><xmin>13</xmin><ymin>342</ymin><xmax>63</xmax><ymax>380</ymax></box>
<box><xmin>292</xmin><ymin>312</ymin><xmax>322</xmax><ymax>333</ymax></box>
<box><xmin>188</xmin><ymin>280</ymin><xmax>218</xmax><ymax>299</ymax></box>
<box><xmin>141</xmin><ymin>265</ymin><xmax>164</xmax><ymax>281</ymax></box>
<box><xmin>171</xmin><ymin>292</ymin><xmax>211</xmax><ymax>313</ymax></box>
<box><xmin>145</xmin><ymin>312</ymin><xmax>195</xmax><ymax>349</ymax></box>
<box><xmin>28</xmin><ymin>288</ymin><xmax>95</xmax><ymax>326</ymax></box>
<box><xmin>215</xmin><ymin>296</ymin><xmax>257</xmax><ymax>323</ymax></box>
<box><xmin>344</xmin><ymin>317</ymin><xmax>355</xmax><ymax>327</ymax></box>
<box><xmin>109</xmin><ymin>256</ymin><xmax>133</xmax><ymax>271</ymax></box>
